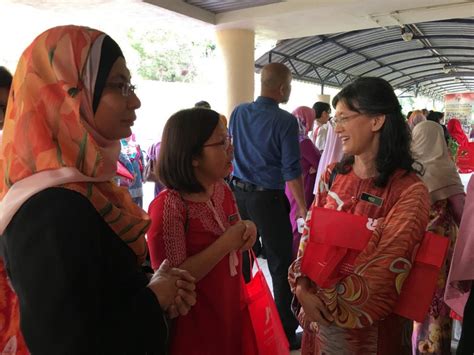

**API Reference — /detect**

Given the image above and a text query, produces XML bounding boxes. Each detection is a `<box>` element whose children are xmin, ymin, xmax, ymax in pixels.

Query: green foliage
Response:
<box><xmin>127</xmin><ymin>28</ymin><xmax>216</xmax><ymax>82</ymax></box>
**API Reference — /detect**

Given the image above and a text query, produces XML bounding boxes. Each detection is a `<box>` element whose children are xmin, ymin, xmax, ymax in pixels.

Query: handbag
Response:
<box><xmin>241</xmin><ymin>250</ymin><xmax>289</xmax><ymax>355</ymax></box>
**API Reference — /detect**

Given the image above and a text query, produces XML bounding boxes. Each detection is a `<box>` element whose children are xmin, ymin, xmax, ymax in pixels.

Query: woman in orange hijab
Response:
<box><xmin>0</xmin><ymin>25</ymin><xmax>196</xmax><ymax>354</ymax></box>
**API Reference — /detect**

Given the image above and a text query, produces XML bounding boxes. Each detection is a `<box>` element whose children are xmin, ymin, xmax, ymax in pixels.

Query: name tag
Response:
<box><xmin>360</xmin><ymin>192</ymin><xmax>384</xmax><ymax>207</ymax></box>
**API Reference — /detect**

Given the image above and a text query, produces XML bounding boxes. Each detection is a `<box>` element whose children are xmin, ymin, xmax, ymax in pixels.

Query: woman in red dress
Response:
<box><xmin>147</xmin><ymin>108</ymin><xmax>257</xmax><ymax>355</ymax></box>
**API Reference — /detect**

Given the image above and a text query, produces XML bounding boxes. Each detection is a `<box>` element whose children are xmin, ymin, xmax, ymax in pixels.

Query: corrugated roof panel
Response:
<box><xmin>359</xmin><ymin>41</ymin><xmax>423</xmax><ymax>58</ymax></box>
<box><xmin>347</xmin><ymin>62</ymin><xmax>381</xmax><ymax>76</ymax></box>
<box><xmin>297</xmin><ymin>43</ymin><xmax>346</xmax><ymax>64</ymax></box>
<box><xmin>337</xmin><ymin>27</ymin><xmax>400</xmax><ymax>48</ymax></box>
<box><xmin>362</xmin><ymin>67</ymin><xmax>395</xmax><ymax>78</ymax></box>
<box><xmin>324</xmin><ymin>53</ymin><xmax>366</xmax><ymax>71</ymax></box>
<box><xmin>184</xmin><ymin>0</ymin><xmax>282</xmax><ymax>13</ymax></box>
<box><xmin>389</xmin><ymin>57</ymin><xmax>443</xmax><ymax>70</ymax></box>
<box><xmin>417</xmin><ymin>19</ymin><xmax>474</xmax><ymax>36</ymax></box>
<box><xmin>382</xmin><ymin>72</ymin><xmax>404</xmax><ymax>82</ymax></box>
<box><xmin>253</xmin><ymin>17</ymin><xmax>474</xmax><ymax>95</ymax></box>
<box><xmin>402</xmin><ymin>64</ymin><xmax>444</xmax><ymax>75</ymax></box>
<box><xmin>437</xmin><ymin>49</ymin><xmax>474</xmax><ymax>57</ymax></box>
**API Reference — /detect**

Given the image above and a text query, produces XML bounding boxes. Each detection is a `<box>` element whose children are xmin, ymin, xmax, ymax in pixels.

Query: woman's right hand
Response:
<box><xmin>295</xmin><ymin>277</ymin><xmax>334</xmax><ymax>326</ymax></box>
<box><xmin>220</xmin><ymin>221</ymin><xmax>247</xmax><ymax>251</ymax></box>
<box><xmin>147</xmin><ymin>259</ymin><xmax>197</xmax><ymax>317</ymax></box>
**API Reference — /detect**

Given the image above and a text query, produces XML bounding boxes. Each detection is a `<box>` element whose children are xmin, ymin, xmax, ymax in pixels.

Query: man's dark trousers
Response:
<box><xmin>232</xmin><ymin>185</ymin><xmax>298</xmax><ymax>339</ymax></box>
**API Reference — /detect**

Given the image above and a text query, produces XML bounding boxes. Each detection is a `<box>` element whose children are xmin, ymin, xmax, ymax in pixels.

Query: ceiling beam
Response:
<box><xmin>144</xmin><ymin>0</ymin><xmax>216</xmax><ymax>24</ymax></box>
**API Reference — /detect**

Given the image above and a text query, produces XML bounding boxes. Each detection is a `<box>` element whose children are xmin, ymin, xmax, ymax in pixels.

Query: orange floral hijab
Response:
<box><xmin>0</xmin><ymin>25</ymin><xmax>149</xmax><ymax>262</ymax></box>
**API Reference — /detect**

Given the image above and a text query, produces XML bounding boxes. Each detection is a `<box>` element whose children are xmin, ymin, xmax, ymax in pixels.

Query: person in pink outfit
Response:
<box><xmin>285</xmin><ymin>106</ymin><xmax>321</xmax><ymax>258</ymax></box>
<box><xmin>445</xmin><ymin>175</ymin><xmax>474</xmax><ymax>354</ymax></box>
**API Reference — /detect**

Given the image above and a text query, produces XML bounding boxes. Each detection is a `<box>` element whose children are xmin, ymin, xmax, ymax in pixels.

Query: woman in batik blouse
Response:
<box><xmin>289</xmin><ymin>77</ymin><xmax>430</xmax><ymax>355</ymax></box>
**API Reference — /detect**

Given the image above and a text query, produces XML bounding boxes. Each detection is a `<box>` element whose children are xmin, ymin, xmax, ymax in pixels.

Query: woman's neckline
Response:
<box><xmin>180</xmin><ymin>183</ymin><xmax>217</xmax><ymax>203</ymax></box>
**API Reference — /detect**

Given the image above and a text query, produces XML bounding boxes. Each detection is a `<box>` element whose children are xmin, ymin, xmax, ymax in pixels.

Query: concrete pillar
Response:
<box><xmin>216</xmin><ymin>29</ymin><xmax>255</xmax><ymax>118</ymax></box>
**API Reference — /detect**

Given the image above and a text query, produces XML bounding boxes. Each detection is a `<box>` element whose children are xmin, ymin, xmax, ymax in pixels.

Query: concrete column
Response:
<box><xmin>216</xmin><ymin>29</ymin><xmax>255</xmax><ymax>118</ymax></box>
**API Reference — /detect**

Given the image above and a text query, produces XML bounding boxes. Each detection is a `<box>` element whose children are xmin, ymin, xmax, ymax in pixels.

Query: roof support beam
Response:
<box><xmin>144</xmin><ymin>0</ymin><xmax>216</xmax><ymax>24</ymax></box>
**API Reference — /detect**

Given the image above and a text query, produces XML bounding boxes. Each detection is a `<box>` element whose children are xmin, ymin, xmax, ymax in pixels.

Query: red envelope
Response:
<box><xmin>300</xmin><ymin>207</ymin><xmax>449</xmax><ymax>321</ymax></box>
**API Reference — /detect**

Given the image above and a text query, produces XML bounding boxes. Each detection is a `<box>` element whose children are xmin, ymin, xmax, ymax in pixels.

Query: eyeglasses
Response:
<box><xmin>105</xmin><ymin>82</ymin><xmax>136</xmax><ymax>97</ymax></box>
<box><xmin>333</xmin><ymin>113</ymin><xmax>363</xmax><ymax>126</ymax></box>
<box><xmin>203</xmin><ymin>135</ymin><xmax>232</xmax><ymax>150</ymax></box>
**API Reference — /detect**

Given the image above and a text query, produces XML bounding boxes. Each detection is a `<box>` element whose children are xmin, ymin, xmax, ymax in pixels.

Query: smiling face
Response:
<box><xmin>193</xmin><ymin>121</ymin><xmax>233</xmax><ymax>184</ymax></box>
<box><xmin>334</xmin><ymin>100</ymin><xmax>385</xmax><ymax>157</ymax></box>
<box><xmin>93</xmin><ymin>57</ymin><xmax>141</xmax><ymax>140</ymax></box>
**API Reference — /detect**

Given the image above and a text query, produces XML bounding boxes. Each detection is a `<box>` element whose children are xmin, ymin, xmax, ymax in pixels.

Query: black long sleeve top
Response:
<box><xmin>1</xmin><ymin>187</ymin><xmax>168</xmax><ymax>354</ymax></box>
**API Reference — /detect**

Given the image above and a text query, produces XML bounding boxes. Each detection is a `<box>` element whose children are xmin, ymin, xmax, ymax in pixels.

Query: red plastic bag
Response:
<box><xmin>301</xmin><ymin>207</ymin><xmax>449</xmax><ymax>322</ymax></box>
<box><xmin>456</xmin><ymin>141</ymin><xmax>474</xmax><ymax>173</ymax></box>
<box><xmin>116</xmin><ymin>161</ymin><xmax>134</xmax><ymax>181</ymax></box>
<box><xmin>241</xmin><ymin>251</ymin><xmax>289</xmax><ymax>355</ymax></box>
<box><xmin>394</xmin><ymin>232</ymin><xmax>450</xmax><ymax>322</ymax></box>
<box><xmin>301</xmin><ymin>207</ymin><xmax>373</xmax><ymax>288</ymax></box>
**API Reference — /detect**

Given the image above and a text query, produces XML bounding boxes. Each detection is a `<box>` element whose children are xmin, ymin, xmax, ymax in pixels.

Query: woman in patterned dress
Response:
<box><xmin>289</xmin><ymin>77</ymin><xmax>430</xmax><ymax>355</ymax></box>
<box><xmin>411</xmin><ymin>120</ymin><xmax>465</xmax><ymax>354</ymax></box>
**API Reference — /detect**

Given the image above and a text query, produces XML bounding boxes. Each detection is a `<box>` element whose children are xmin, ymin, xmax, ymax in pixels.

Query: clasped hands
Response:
<box><xmin>295</xmin><ymin>276</ymin><xmax>334</xmax><ymax>327</ymax></box>
<box><xmin>147</xmin><ymin>259</ymin><xmax>197</xmax><ymax>319</ymax></box>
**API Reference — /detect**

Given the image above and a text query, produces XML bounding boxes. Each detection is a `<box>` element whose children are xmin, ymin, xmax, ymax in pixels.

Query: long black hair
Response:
<box><xmin>332</xmin><ymin>77</ymin><xmax>422</xmax><ymax>187</ymax></box>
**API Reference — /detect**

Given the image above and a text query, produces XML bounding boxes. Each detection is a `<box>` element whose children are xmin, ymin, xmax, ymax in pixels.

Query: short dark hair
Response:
<box><xmin>158</xmin><ymin>108</ymin><xmax>220</xmax><ymax>193</ymax></box>
<box><xmin>195</xmin><ymin>100</ymin><xmax>211</xmax><ymax>109</ymax></box>
<box><xmin>312</xmin><ymin>101</ymin><xmax>330</xmax><ymax>119</ymax></box>
<box><xmin>0</xmin><ymin>66</ymin><xmax>12</xmax><ymax>89</ymax></box>
<box><xmin>332</xmin><ymin>77</ymin><xmax>422</xmax><ymax>187</ymax></box>
<box><xmin>426</xmin><ymin>111</ymin><xmax>444</xmax><ymax>123</ymax></box>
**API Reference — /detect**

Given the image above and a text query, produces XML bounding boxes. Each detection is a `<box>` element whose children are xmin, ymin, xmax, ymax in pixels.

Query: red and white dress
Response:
<box><xmin>147</xmin><ymin>181</ymin><xmax>244</xmax><ymax>355</ymax></box>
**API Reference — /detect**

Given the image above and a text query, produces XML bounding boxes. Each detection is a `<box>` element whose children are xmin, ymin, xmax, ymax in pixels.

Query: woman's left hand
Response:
<box><xmin>239</xmin><ymin>220</ymin><xmax>257</xmax><ymax>251</ymax></box>
<box><xmin>296</xmin><ymin>277</ymin><xmax>334</xmax><ymax>326</ymax></box>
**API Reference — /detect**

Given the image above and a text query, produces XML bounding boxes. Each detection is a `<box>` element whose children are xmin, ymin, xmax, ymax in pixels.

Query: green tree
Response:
<box><xmin>128</xmin><ymin>28</ymin><xmax>216</xmax><ymax>82</ymax></box>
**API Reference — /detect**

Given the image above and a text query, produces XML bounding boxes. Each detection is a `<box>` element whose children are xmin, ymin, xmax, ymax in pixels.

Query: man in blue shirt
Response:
<box><xmin>229</xmin><ymin>63</ymin><xmax>306</xmax><ymax>350</ymax></box>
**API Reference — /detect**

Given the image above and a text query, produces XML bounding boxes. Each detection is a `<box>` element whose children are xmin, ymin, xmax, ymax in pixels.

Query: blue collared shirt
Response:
<box><xmin>229</xmin><ymin>96</ymin><xmax>301</xmax><ymax>190</ymax></box>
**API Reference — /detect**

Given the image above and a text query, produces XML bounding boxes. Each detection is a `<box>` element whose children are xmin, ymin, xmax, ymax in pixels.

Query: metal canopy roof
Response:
<box><xmin>255</xmin><ymin>18</ymin><xmax>474</xmax><ymax>99</ymax></box>
<box><xmin>183</xmin><ymin>0</ymin><xmax>282</xmax><ymax>14</ymax></box>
